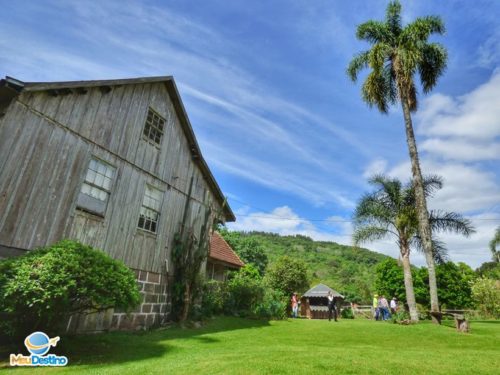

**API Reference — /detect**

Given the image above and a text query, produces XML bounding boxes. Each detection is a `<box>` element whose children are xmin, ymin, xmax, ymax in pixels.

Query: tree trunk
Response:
<box><xmin>400</xmin><ymin>99</ymin><xmax>440</xmax><ymax>323</ymax></box>
<box><xmin>400</xmin><ymin>244</ymin><xmax>419</xmax><ymax>323</ymax></box>
<box><xmin>180</xmin><ymin>282</ymin><xmax>191</xmax><ymax>322</ymax></box>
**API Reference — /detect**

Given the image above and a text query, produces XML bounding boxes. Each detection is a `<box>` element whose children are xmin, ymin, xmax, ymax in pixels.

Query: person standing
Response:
<box><xmin>327</xmin><ymin>291</ymin><xmax>337</xmax><ymax>322</ymax></box>
<box><xmin>379</xmin><ymin>295</ymin><xmax>390</xmax><ymax>320</ymax></box>
<box><xmin>291</xmin><ymin>293</ymin><xmax>299</xmax><ymax>318</ymax></box>
<box><xmin>390</xmin><ymin>297</ymin><xmax>398</xmax><ymax>315</ymax></box>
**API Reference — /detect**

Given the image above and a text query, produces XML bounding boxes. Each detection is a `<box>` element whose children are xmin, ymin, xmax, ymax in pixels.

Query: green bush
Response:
<box><xmin>253</xmin><ymin>288</ymin><xmax>287</xmax><ymax>320</ymax></box>
<box><xmin>340</xmin><ymin>308</ymin><xmax>354</xmax><ymax>319</ymax></box>
<box><xmin>200</xmin><ymin>279</ymin><xmax>228</xmax><ymax>317</ymax></box>
<box><xmin>225</xmin><ymin>265</ymin><xmax>264</xmax><ymax>316</ymax></box>
<box><xmin>470</xmin><ymin>277</ymin><xmax>500</xmax><ymax>318</ymax></box>
<box><xmin>390</xmin><ymin>310</ymin><xmax>411</xmax><ymax>324</ymax></box>
<box><xmin>0</xmin><ymin>240</ymin><xmax>140</xmax><ymax>340</ymax></box>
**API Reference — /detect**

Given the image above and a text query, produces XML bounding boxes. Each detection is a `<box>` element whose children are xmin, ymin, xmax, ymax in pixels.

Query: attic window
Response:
<box><xmin>143</xmin><ymin>108</ymin><xmax>165</xmax><ymax>147</ymax></box>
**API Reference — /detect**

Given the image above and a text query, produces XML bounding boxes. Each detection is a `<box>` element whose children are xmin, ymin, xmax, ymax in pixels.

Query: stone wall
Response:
<box><xmin>67</xmin><ymin>268</ymin><xmax>171</xmax><ymax>333</ymax></box>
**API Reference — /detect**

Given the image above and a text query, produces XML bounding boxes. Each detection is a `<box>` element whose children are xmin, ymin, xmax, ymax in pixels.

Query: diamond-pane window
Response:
<box><xmin>143</xmin><ymin>108</ymin><xmax>165</xmax><ymax>147</ymax></box>
<box><xmin>138</xmin><ymin>185</ymin><xmax>163</xmax><ymax>233</ymax></box>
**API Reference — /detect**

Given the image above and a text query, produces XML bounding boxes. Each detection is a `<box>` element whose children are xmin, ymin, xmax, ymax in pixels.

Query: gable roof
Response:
<box><xmin>0</xmin><ymin>76</ymin><xmax>235</xmax><ymax>222</ymax></box>
<box><xmin>302</xmin><ymin>283</ymin><xmax>344</xmax><ymax>299</ymax></box>
<box><xmin>209</xmin><ymin>232</ymin><xmax>244</xmax><ymax>268</ymax></box>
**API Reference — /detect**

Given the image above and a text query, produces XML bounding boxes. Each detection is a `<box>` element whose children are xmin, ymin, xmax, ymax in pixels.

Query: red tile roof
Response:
<box><xmin>209</xmin><ymin>232</ymin><xmax>245</xmax><ymax>268</ymax></box>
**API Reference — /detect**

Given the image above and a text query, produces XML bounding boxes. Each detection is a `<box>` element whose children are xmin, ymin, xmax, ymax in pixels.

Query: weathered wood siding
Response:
<box><xmin>0</xmin><ymin>82</ymin><xmax>223</xmax><ymax>273</ymax></box>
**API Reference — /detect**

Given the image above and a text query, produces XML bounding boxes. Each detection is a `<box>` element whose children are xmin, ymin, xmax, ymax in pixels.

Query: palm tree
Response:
<box><xmin>347</xmin><ymin>1</ymin><xmax>448</xmax><ymax>319</ymax></box>
<box><xmin>353</xmin><ymin>175</ymin><xmax>474</xmax><ymax>322</ymax></box>
<box><xmin>490</xmin><ymin>227</ymin><xmax>500</xmax><ymax>263</ymax></box>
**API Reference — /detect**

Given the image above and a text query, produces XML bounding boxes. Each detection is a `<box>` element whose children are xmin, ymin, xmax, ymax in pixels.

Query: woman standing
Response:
<box><xmin>291</xmin><ymin>293</ymin><xmax>299</xmax><ymax>318</ymax></box>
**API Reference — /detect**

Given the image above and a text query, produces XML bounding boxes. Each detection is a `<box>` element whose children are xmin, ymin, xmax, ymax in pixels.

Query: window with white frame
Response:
<box><xmin>76</xmin><ymin>158</ymin><xmax>116</xmax><ymax>216</ymax></box>
<box><xmin>142</xmin><ymin>107</ymin><xmax>165</xmax><ymax>147</ymax></box>
<box><xmin>137</xmin><ymin>185</ymin><xmax>163</xmax><ymax>233</ymax></box>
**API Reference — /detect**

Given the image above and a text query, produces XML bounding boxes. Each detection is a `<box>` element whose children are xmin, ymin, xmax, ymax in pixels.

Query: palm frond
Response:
<box><xmin>352</xmin><ymin>225</ymin><xmax>389</xmax><ymax>246</ymax></box>
<box><xmin>412</xmin><ymin>235</ymin><xmax>449</xmax><ymax>264</ymax></box>
<box><xmin>428</xmin><ymin>210</ymin><xmax>476</xmax><ymax>237</ymax></box>
<box><xmin>347</xmin><ymin>51</ymin><xmax>370</xmax><ymax>82</ymax></box>
<box><xmin>400</xmin><ymin>16</ymin><xmax>445</xmax><ymax>45</ymax></box>
<box><xmin>385</xmin><ymin>1</ymin><xmax>402</xmax><ymax>37</ymax></box>
<box><xmin>422</xmin><ymin>174</ymin><xmax>443</xmax><ymax>197</ymax></box>
<box><xmin>356</xmin><ymin>20</ymin><xmax>390</xmax><ymax>44</ymax></box>
<box><xmin>362</xmin><ymin>71</ymin><xmax>390</xmax><ymax>113</ymax></box>
<box><xmin>418</xmin><ymin>43</ymin><xmax>447</xmax><ymax>93</ymax></box>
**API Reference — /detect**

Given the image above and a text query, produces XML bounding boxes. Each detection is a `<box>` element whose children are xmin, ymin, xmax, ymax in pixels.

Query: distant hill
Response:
<box><xmin>220</xmin><ymin>231</ymin><xmax>391</xmax><ymax>303</ymax></box>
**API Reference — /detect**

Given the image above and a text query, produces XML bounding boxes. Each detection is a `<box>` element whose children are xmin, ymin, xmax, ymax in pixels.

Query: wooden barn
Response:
<box><xmin>207</xmin><ymin>231</ymin><xmax>244</xmax><ymax>281</ymax></box>
<box><xmin>0</xmin><ymin>75</ymin><xmax>235</xmax><ymax>331</ymax></box>
<box><xmin>300</xmin><ymin>284</ymin><xmax>344</xmax><ymax>319</ymax></box>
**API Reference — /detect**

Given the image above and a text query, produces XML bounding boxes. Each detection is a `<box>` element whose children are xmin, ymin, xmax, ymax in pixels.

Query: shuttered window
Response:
<box><xmin>77</xmin><ymin>158</ymin><xmax>116</xmax><ymax>216</ymax></box>
<box><xmin>142</xmin><ymin>108</ymin><xmax>165</xmax><ymax>147</ymax></box>
<box><xmin>138</xmin><ymin>185</ymin><xmax>163</xmax><ymax>233</ymax></box>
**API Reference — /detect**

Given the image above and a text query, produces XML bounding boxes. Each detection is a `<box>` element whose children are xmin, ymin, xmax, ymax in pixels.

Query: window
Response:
<box><xmin>76</xmin><ymin>158</ymin><xmax>116</xmax><ymax>216</ymax></box>
<box><xmin>143</xmin><ymin>108</ymin><xmax>165</xmax><ymax>147</ymax></box>
<box><xmin>138</xmin><ymin>185</ymin><xmax>163</xmax><ymax>233</ymax></box>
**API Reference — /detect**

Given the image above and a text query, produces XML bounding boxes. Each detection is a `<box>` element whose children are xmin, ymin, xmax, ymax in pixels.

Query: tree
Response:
<box><xmin>374</xmin><ymin>258</ymin><xmax>428</xmax><ymax>308</ymax></box>
<box><xmin>347</xmin><ymin>0</ymin><xmax>448</xmax><ymax>320</ymax></box>
<box><xmin>490</xmin><ymin>226</ymin><xmax>500</xmax><ymax>263</ymax></box>
<box><xmin>220</xmin><ymin>229</ymin><xmax>269</xmax><ymax>276</ymax></box>
<box><xmin>265</xmin><ymin>256</ymin><xmax>309</xmax><ymax>297</ymax></box>
<box><xmin>353</xmin><ymin>175</ymin><xmax>474</xmax><ymax>322</ymax></box>
<box><xmin>435</xmin><ymin>262</ymin><xmax>475</xmax><ymax>309</ymax></box>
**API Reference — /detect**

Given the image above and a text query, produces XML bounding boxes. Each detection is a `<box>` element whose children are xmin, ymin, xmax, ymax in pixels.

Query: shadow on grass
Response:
<box><xmin>1</xmin><ymin>317</ymin><xmax>270</xmax><ymax>368</ymax></box>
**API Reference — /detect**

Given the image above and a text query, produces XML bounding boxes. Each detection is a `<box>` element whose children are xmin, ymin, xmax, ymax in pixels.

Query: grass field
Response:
<box><xmin>1</xmin><ymin>317</ymin><xmax>499</xmax><ymax>374</ymax></box>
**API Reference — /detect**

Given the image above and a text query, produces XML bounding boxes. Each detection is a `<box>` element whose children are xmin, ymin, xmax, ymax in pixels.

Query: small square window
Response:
<box><xmin>142</xmin><ymin>108</ymin><xmax>165</xmax><ymax>147</ymax></box>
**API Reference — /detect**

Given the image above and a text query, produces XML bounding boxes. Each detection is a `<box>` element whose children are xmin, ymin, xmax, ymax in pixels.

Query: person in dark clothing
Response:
<box><xmin>327</xmin><ymin>291</ymin><xmax>337</xmax><ymax>322</ymax></box>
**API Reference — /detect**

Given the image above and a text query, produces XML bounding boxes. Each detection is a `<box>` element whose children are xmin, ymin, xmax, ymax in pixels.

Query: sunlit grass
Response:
<box><xmin>2</xmin><ymin>317</ymin><xmax>499</xmax><ymax>374</ymax></box>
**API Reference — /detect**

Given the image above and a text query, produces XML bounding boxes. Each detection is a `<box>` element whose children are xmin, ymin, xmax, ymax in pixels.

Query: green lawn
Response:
<box><xmin>2</xmin><ymin>317</ymin><xmax>499</xmax><ymax>374</ymax></box>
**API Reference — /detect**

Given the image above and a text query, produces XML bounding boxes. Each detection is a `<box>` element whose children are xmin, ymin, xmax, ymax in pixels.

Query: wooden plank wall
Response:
<box><xmin>0</xmin><ymin>82</ymin><xmax>224</xmax><ymax>273</ymax></box>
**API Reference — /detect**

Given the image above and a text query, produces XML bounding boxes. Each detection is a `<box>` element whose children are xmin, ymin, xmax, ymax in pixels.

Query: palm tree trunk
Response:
<box><xmin>401</xmin><ymin>99</ymin><xmax>440</xmax><ymax>323</ymax></box>
<box><xmin>400</xmin><ymin>244</ymin><xmax>419</xmax><ymax>323</ymax></box>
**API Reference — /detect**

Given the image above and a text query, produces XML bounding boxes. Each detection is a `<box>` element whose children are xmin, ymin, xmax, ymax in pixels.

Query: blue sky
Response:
<box><xmin>1</xmin><ymin>0</ymin><xmax>499</xmax><ymax>267</ymax></box>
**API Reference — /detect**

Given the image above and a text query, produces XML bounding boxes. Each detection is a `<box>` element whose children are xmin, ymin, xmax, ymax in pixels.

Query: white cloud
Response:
<box><xmin>417</xmin><ymin>72</ymin><xmax>500</xmax><ymax>142</ymax></box>
<box><xmin>228</xmin><ymin>206</ymin><xmax>353</xmax><ymax>244</ymax></box>
<box><xmin>363</xmin><ymin>158</ymin><xmax>388</xmax><ymax>179</ymax></box>
<box><xmin>420</xmin><ymin>138</ymin><xmax>500</xmax><ymax>162</ymax></box>
<box><xmin>477</xmin><ymin>29</ymin><xmax>500</xmax><ymax>69</ymax></box>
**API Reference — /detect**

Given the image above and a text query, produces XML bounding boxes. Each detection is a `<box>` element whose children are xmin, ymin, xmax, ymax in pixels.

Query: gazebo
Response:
<box><xmin>300</xmin><ymin>283</ymin><xmax>344</xmax><ymax>319</ymax></box>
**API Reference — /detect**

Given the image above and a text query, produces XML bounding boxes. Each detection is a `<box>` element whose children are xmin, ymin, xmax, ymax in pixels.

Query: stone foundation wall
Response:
<box><xmin>67</xmin><ymin>268</ymin><xmax>171</xmax><ymax>333</ymax></box>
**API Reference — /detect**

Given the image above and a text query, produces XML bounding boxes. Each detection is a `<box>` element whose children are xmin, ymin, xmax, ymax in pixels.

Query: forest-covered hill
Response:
<box><xmin>220</xmin><ymin>230</ymin><xmax>390</xmax><ymax>303</ymax></box>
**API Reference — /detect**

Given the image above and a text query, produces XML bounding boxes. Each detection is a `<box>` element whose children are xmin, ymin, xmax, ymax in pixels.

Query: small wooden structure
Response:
<box><xmin>300</xmin><ymin>284</ymin><xmax>344</xmax><ymax>319</ymax></box>
<box><xmin>429</xmin><ymin>311</ymin><xmax>470</xmax><ymax>333</ymax></box>
<box><xmin>206</xmin><ymin>232</ymin><xmax>244</xmax><ymax>281</ymax></box>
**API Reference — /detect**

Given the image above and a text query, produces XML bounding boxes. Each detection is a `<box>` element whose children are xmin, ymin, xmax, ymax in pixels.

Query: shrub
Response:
<box><xmin>200</xmin><ymin>279</ymin><xmax>228</xmax><ymax>317</ymax></box>
<box><xmin>470</xmin><ymin>277</ymin><xmax>500</xmax><ymax>318</ymax></box>
<box><xmin>0</xmin><ymin>240</ymin><xmax>140</xmax><ymax>340</ymax></box>
<box><xmin>340</xmin><ymin>307</ymin><xmax>354</xmax><ymax>319</ymax></box>
<box><xmin>253</xmin><ymin>288</ymin><xmax>287</xmax><ymax>320</ymax></box>
<box><xmin>225</xmin><ymin>265</ymin><xmax>264</xmax><ymax>316</ymax></box>
<box><xmin>390</xmin><ymin>310</ymin><xmax>411</xmax><ymax>324</ymax></box>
